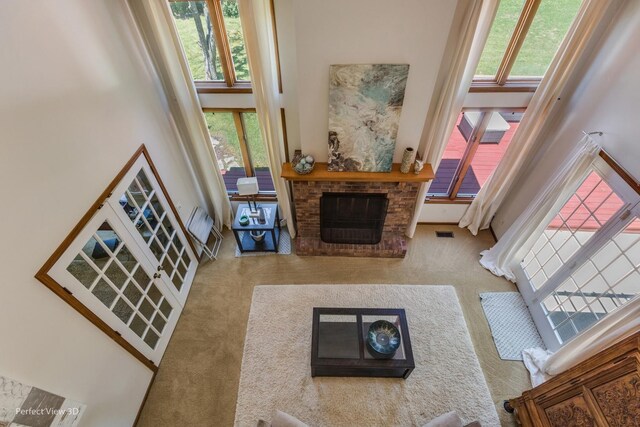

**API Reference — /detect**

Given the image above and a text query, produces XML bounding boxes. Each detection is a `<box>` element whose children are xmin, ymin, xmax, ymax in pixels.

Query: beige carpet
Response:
<box><xmin>235</xmin><ymin>285</ymin><xmax>500</xmax><ymax>427</ymax></box>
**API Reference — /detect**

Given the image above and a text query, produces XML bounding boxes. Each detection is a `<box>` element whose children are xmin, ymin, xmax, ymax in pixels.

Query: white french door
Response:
<box><xmin>108</xmin><ymin>156</ymin><xmax>197</xmax><ymax>307</ymax></box>
<box><xmin>47</xmin><ymin>154</ymin><xmax>198</xmax><ymax>365</ymax></box>
<box><xmin>513</xmin><ymin>157</ymin><xmax>640</xmax><ymax>351</ymax></box>
<box><xmin>49</xmin><ymin>205</ymin><xmax>181</xmax><ymax>364</ymax></box>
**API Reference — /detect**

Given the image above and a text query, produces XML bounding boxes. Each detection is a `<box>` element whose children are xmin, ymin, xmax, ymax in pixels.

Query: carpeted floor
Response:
<box><xmin>236</xmin><ymin>285</ymin><xmax>499</xmax><ymax>426</ymax></box>
<box><xmin>137</xmin><ymin>224</ymin><xmax>530</xmax><ymax>427</ymax></box>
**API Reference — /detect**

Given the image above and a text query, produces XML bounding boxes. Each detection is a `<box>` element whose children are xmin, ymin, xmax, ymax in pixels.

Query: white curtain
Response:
<box><xmin>459</xmin><ymin>0</ymin><xmax>618</xmax><ymax>235</ymax></box>
<box><xmin>478</xmin><ymin>136</ymin><xmax>600</xmax><ymax>282</ymax></box>
<box><xmin>238</xmin><ymin>0</ymin><xmax>295</xmax><ymax>237</ymax></box>
<box><xmin>127</xmin><ymin>0</ymin><xmax>232</xmax><ymax>229</ymax></box>
<box><xmin>406</xmin><ymin>0</ymin><xmax>497</xmax><ymax>237</ymax></box>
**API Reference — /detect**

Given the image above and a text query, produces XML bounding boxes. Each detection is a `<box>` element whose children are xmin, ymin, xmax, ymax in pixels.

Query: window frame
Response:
<box><xmin>426</xmin><ymin>107</ymin><xmax>527</xmax><ymax>202</ymax></box>
<box><xmin>203</xmin><ymin>108</ymin><xmax>289</xmax><ymax>199</ymax></box>
<box><xmin>170</xmin><ymin>0</ymin><xmax>282</xmax><ymax>93</ymax></box>
<box><xmin>471</xmin><ymin>0</ymin><xmax>545</xmax><ymax>92</ymax></box>
<box><xmin>512</xmin><ymin>153</ymin><xmax>640</xmax><ymax>350</ymax></box>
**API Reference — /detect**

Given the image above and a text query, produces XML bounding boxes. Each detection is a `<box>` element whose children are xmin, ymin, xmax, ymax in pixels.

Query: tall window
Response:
<box><xmin>203</xmin><ymin>110</ymin><xmax>276</xmax><ymax>194</ymax></box>
<box><xmin>427</xmin><ymin>110</ymin><xmax>523</xmax><ymax>199</ymax></box>
<box><xmin>169</xmin><ymin>0</ymin><xmax>286</xmax><ymax>197</ymax></box>
<box><xmin>473</xmin><ymin>0</ymin><xmax>582</xmax><ymax>89</ymax></box>
<box><xmin>169</xmin><ymin>0</ymin><xmax>252</xmax><ymax>90</ymax></box>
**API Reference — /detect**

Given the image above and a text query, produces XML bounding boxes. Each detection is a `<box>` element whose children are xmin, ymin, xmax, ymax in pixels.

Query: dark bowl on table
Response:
<box><xmin>366</xmin><ymin>320</ymin><xmax>401</xmax><ymax>359</ymax></box>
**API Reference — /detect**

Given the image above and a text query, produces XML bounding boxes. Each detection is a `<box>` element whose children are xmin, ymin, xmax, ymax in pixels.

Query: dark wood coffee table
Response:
<box><xmin>311</xmin><ymin>307</ymin><xmax>414</xmax><ymax>379</ymax></box>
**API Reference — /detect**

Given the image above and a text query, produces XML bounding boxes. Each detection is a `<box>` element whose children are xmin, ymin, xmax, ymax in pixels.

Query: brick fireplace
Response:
<box><xmin>282</xmin><ymin>162</ymin><xmax>434</xmax><ymax>258</ymax></box>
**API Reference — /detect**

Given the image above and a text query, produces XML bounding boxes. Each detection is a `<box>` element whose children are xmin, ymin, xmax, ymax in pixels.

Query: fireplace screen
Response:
<box><xmin>320</xmin><ymin>193</ymin><xmax>388</xmax><ymax>245</ymax></box>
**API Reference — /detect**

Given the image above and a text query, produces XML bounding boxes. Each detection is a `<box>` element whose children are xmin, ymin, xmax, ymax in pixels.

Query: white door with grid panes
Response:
<box><xmin>107</xmin><ymin>156</ymin><xmax>197</xmax><ymax>307</ymax></box>
<box><xmin>49</xmin><ymin>204</ymin><xmax>181</xmax><ymax>364</ymax></box>
<box><xmin>513</xmin><ymin>157</ymin><xmax>640</xmax><ymax>351</ymax></box>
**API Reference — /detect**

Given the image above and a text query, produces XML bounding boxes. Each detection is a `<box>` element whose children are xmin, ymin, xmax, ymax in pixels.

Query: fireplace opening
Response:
<box><xmin>320</xmin><ymin>193</ymin><xmax>389</xmax><ymax>244</ymax></box>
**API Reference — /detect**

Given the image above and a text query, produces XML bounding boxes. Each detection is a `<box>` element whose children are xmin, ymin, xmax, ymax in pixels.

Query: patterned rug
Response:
<box><xmin>234</xmin><ymin>228</ymin><xmax>292</xmax><ymax>257</ymax></box>
<box><xmin>480</xmin><ymin>292</ymin><xmax>546</xmax><ymax>360</ymax></box>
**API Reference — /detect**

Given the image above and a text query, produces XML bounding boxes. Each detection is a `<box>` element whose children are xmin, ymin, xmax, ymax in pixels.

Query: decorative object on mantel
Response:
<box><xmin>400</xmin><ymin>147</ymin><xmax>415</xmax><ymax>173</ymax></box>
<box><xmin>291</xmin><ymin>150</ymin><xmax>315</xmax><ymax>175</ymax></box>
<box><xmin>328</xmin><ymin>64</ymin><xmax>410</xmax><ymax>172</ymax></box>
<box><xmin>414</xmin><ymin>159</ymin><xmax>424</xmax><ymax>174</ymax></box>
<box><xmin>0</xmin><ymin>375</ymin><xmax>86</xmax><ymax>426</ymax></box>
<box><xmin>281</xmin><ymin>162</ymin><xmax>435</xmax><ymax>183</ymax></box>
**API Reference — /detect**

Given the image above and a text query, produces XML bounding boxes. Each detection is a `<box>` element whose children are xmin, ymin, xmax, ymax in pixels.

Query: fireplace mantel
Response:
<box><xmin>281</xmin><ymin>162</ymin><xmax>434</xmax><ymax>182</ymax></box>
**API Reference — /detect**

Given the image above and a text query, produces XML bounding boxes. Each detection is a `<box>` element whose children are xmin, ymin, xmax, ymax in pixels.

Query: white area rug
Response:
<box><xmin>235</xmin><ymin>285</ymin><xmax>499</xmax><ymax>427</ymax></box>
<box><xmin>234</xmin><ymin>228</ymin><xmax>292</xmax><ymax>257</ymax></box>
<box><xmin>480</xmin><ymin>292</ymin><xmax>546</xmax><ymax>361</ymax></box>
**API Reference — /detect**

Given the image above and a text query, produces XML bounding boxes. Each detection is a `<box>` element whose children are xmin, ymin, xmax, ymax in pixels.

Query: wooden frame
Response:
<box><xmin>599</xmin><ymin>150</ymin><xmax>640</xmax><ymax>196</ymax></box>
<box><xmin>171</xmin><ymin>0</ymin><xmax>283</xmax><ymax>93</ymax></box>
<box><xmin>203</xmin><ymin>108</ymin><xmax>289</xmax><ymax>194</ymax></box>
<box><xmin>34</xmin><ymin>145</ymin><xmax>197</xmax><ymax>372</ymax></box>
<box><xmin>206</xmin><ymin>0</ymin><xmax>235</xmax><ymax>86</ymax></box>
<box><xmin>427</xmin><ymin>108</ymin><xmax>526</xmax><ymax>202</ymax></box>
<box><xmin>447</xmin><ymin>112</ymin><xmax>491</xmax><ymax>198</ymax></box>
<box><xmin>471</xmin><ymin>0</ymin><xmax>542</xmax><ymax>90</ymax></box>
<box><xmin>495</xmin><ymin>0</ymin><xmax>541</xmax><ymax>85</ymax></box>
<box><xmin>133</xmin><ymin>370</ymin><xmax>157</xmax><ymax>426</ymax></box>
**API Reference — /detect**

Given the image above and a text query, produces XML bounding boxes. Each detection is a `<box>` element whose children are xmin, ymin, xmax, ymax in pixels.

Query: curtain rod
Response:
<box><xmin>583</xmin><ymin>131</ymin><xmax>603</xmax><ymax>136</ymax></box>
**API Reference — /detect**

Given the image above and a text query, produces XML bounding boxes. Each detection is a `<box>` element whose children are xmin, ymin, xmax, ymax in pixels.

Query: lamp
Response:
<box><xmin>237</xmin><ymin>177</ymin><xmax>264</xmax><ymax>221</ymax></box>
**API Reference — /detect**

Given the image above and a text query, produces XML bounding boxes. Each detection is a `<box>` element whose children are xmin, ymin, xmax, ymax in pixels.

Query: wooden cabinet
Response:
<box><xmin>509</xmin><ymin>332</ymin><xmax>640</xmax><ymax>426</ymax></box>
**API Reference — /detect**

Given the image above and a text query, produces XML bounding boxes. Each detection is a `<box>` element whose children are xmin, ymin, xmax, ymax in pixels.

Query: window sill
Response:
<box><xmin>470</xmin><ymin>79</ymin><xmax>539</xmax><ymax>93</ymax></box>
<box><xmin>229</xmin><ymin>194</ymin><xmax>277</xmax><ymax>202</ymax></box>
<box><xmin>424</xmin><ymin>198</ymin><xmax>474</xmax><ymax>204</ymax></box>
<box><xmin>196</xmin><ymin>81</ymin><xmax>252</xmax><ymax>94</ymax></box>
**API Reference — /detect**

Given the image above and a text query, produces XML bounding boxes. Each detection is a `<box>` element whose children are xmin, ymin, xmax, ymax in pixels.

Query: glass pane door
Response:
<box><xmin>521</xmin><ymin>171</ymin><xmax>625</xmax><ymax>290</ymax></box>
<box><xmin>49</xmin><ymin>205</ymin><xmax>181</xmax><ymax>364</ymax></box>
<box><xmin>109</xmin><ymin>156</ymin><xmax>197</xmax><ymax>306</ymax></box>
<box><xmin>540</xmin><ymin>215</ymin><xmax>640</xmax><ymax>344</ymax></box>
<box><xmin>516</xmin><ymin>157</ymin><xmax>640</xmax><ymax>350</ymax></box>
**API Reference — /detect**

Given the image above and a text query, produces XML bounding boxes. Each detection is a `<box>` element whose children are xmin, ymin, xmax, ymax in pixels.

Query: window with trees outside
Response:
<box><xmin>427</xmin><ymin>109</ymin><xmax>524</xmax><ymax>200</ymax></box>
<box><xmin>169</xmin><ymin>0</ymin><xmax>270</xmax><ymax>92</ymax></box>
<box><xmin>473</xmin><ymin>0</ymin><xmax>582</xmax><ymax>90</ymax></box>
<box><xmin>203</xmin><ymin>110</ymin><xmax>276</xmax><ymax>195</ymax></box>
<box><xmin>169</xmin><ymin>0</ymin><xmax>285</xmax><ymax>196</ymax></box>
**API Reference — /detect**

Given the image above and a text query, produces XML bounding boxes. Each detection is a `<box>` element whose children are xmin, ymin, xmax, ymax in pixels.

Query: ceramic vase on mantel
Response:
<box><xmin>400</xmin><ymin>147</ymin><xmax>415</xmax><ymax>173</ymax></box>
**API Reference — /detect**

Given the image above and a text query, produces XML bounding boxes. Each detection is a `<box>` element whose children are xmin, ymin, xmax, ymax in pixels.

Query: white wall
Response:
<box><xmin>284</xmin><ymin>0</ymin><xmax>459</xmax><ymax>163</ymax></box>
<box><xmin>493</xmin><ymin>0</ymin><xmax>640</xmax><ymax>236</ymax></box>
<box><xmin>0</xmin><ymin>1</ymin><xmax>204</xmax><ymax>425</ymax></box>
<box><xmin>419</xmin><ymin>203</ymin><xmax>470</xmax><ymax>224</ymax></box>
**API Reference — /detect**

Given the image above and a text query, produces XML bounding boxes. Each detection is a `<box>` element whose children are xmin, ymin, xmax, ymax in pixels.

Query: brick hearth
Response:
<box><xmin>282</xmin><ymin>162</ymin><xmax>434</xmax><ymax>258</ymax></box>
<box><xmin>291</xmin><ymin>180</ymin><xmax>421</xmax><ymax>258</ymax></box>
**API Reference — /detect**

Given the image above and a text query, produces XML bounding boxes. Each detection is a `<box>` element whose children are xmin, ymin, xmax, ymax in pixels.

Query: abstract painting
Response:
<box><xmin>328</xmin><ymin>64</ymin><xmax>409</xmax><ymax>172</ymax></box>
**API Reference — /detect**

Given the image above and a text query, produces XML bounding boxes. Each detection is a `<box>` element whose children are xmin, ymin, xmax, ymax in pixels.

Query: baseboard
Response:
<box><xmin>489</xmin><ymin>224</ymin><xmax>498</xmax><ymax>243</ymax></box>
<box><xmin>134</xmin><ymin>370</ymin><xmax>158</xmax><ymax>426</ymax></box>
<box><xmin>417</xmin><ymin>222</ymin><xmax>459</xmax><ymax>225</ymax></box>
